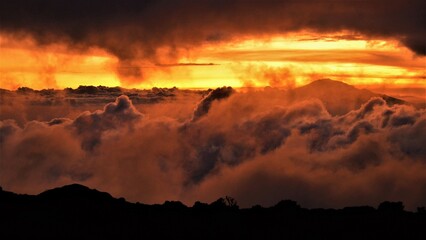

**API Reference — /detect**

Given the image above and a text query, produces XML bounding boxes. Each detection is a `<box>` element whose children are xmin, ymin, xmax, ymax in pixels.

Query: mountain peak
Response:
<box><xmin>290</xmin><ymin>79</ymin><xmax>396</xmax><ymax>115</ymax></box>
<box><xmin>38</xmin><ymin>183</ymin><xmax>115</xmax><ymax>203</ymax></box>
<box><xmin>304</xmin><ymin>79</ymin><xmax>355</xmax><ymax>89</ymax></box>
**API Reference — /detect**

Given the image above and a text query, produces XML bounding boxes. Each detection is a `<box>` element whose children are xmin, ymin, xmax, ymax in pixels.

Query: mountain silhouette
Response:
<box><xmin>38</xmin><ymin>184</ymin><xmax>116</xmax><ymax>203</ymax></box>
<box><xmin>1</xmin><ymin>184</ymin><xmax>425</xmax><ymax>240</ymax></box>
<box><xmin>288</xmin><ymin>79</ymin><xmax>405</xmax><ymax>115</ymax></box>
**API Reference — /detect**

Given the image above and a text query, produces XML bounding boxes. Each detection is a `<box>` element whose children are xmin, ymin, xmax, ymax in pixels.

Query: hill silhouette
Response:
<box><xmin>288</xmin><ymin>79</ymin><xmax>405</xmax><ymax>115</ymax></box>
<box><xmin>1</xmin><ymin>184</ymin><xmax>425</xmax><ymax>240</ymax></box>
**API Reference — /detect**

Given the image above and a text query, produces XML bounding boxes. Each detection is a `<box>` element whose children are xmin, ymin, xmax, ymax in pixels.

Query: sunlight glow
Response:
<box><xmin>0</xmin><ymin>31</ymin><xmax>424</xmax><ymax>90</ymax></box>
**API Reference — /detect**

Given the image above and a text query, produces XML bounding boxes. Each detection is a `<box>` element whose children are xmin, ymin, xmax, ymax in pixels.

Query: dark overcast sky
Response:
<box><xmin>1</xmin><ymin>0</ymin><xmax>425</xmax><ymax>60</ymax></box>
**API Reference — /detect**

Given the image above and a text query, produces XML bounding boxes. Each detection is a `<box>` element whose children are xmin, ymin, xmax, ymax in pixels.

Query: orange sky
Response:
<box><xmin>0</xmin><ymin>32</ymin><xmax>425</xmax><ymax>90</ymax></box>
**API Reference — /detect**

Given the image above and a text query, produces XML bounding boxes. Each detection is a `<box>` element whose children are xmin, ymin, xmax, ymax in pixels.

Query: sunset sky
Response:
<box><xmin>1</xmin><ymin>0</ymin><xmax>426</xmax><ymax>209</ymax></box>
<box><xmin>0</xmin><ymin>0</ymin><xmax>424</xmax><ymax>90</ymax></box>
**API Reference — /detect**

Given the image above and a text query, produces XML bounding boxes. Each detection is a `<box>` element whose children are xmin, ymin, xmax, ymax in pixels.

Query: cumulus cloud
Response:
<box><xmin>1</xmin><ymin>86</ymin><xmax>426</xmax><ymax>209</ymax></box>
<box><xmin>72</xmin><ymin>95</ymin><xmax>143</xmax><ymax>150</ymax></box>
<box><xmin>0</xmin><ymin>0</ymin><xmax>424</xmax><ymax>82</ymax></box>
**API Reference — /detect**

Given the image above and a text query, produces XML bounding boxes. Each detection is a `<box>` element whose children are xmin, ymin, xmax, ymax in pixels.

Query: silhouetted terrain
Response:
<box><xmin>1</xmin><ymin>184</ymin><xmax>425</xmax><ymax>240</ymax></box>
<box><xmin>288</xmin><ymin>79</ymin><xmax>405</xmax><ymax>115</ymax></box>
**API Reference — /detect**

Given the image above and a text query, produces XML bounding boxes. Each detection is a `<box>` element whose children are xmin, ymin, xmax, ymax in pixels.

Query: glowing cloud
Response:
<box><xmin>0</xmin><ymin>0</ymin><xmax>424</xmax><ymax>89</ymax></box>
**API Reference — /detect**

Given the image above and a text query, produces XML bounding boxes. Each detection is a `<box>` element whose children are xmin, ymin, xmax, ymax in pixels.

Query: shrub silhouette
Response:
<box><xmin>162</xmin><ymin>201</ymin><xmax>187</xmax><ymax>210</ymax></box>
<box><xmin>273</xmin><ymin>200</ymin><xmax>301</xmax><ymax>211</ymax></box>
<box><xmin>209</xmin><ymin>196</ymin><xmax>239</xmax><ymax>210</ymax></box>
<box><xmin>193</xmin><ymin>201</ymin><xmax>210</xmax><ymax>210</ymax></box>
<box><xmin>378</xmin><ymin>201</ymin><xmax>404</xmax><ymax>212</ymax></box>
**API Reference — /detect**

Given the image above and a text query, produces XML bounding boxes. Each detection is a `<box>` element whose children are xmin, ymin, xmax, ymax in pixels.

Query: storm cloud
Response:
<box><xmin>0</xmin><ymin>0</ymin><xmax>424</xmax><ymax>81</ymax></box>
<box><xmin>1</xmin><ymin>82</ymin><xmax>426</xmax><ymax>209</ymax></box>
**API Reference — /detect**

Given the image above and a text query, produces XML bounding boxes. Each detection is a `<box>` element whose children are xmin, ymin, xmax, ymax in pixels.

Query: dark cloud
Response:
<box><xmin>1</xmin><ymin>0</ymin><xmax>424</xmax><ymax>81</ymax></box>
<box><xmin>1</xmin><ymin>85</ymin><xmax>426</xmax><ymax>209</ymax></box>
<box><xmin>47</xmin><ymin>118</ymin><xmax>72</xmax><ymax>126</ymax></box>
<box><xmin>355</xmin><ymin>98</ymin><xmax>386</xmax><ymax>120</ymax></box>
<box><xmin>350</xmin><ymin>120</ymin><xmax>376</xmax><ymax>141</ymax></box>
<box><xmin>191</xmin><ymin>87</ymin><xmax>235</xmax><ymax>121</ymax></box>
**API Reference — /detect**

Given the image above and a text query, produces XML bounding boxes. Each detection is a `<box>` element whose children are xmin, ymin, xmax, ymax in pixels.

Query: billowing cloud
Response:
<box><xmin>0</xmin><ymin>86</ymin><xmax>197</xmax><ymax>126</ymax></box>
<box><xmin>1</xmin><ymin>83</ymin><xmax>426</xmax><ymax>209</ymax></box>
<box><xmin>0</xmin><ymin>0</ymin><xmax>424</xmax><ymax>82</ymax></box>
<box><xmin>191</xmin><ymin>86</ymin><xmax>235</xmax><ymax>121</ymax></box>
<box><xmin>72</xmin><ymin>95</ymin><xmax>143</xmax><ymax>150</ymax></box>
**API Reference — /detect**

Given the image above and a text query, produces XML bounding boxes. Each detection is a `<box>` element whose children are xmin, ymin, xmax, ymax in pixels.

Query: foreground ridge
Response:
<box><xmin>1</xmin><ymin>184</ymin><xmax>425</xmax><ymax>240</ymax></box>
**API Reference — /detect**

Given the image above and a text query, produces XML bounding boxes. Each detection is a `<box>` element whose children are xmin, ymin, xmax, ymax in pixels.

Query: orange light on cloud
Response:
<box><xmin>0</xmin><ymin>31</ymin><xmax>424</xmax><ymax>90</ymax></box>
<box><xmin>0</xmin><ymin>37</ymin><xmax>120</xmax><ymax>90</ymax></box>
<box><xmin>191</xmin><ymin>32</ymin><xmax>425</xmax><ymax>88</ymax></box>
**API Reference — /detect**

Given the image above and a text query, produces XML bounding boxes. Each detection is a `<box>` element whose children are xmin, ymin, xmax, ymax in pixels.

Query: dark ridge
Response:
<box><xmin>381</xmin><ymin>94</ymin><xmax>405</xmax><ymax>106</ymax></box>
<box><xmin>0</xmin><ymin>85</ymin><xmax>186</xmax><ymax>106</ymax></box>
<box><xmin>65</xmin><ymin>85</ymin><xmax>123</xmax><ymax>94</ymax></box>
<box><xmin>1</xmin><ymin>184</ymin><xmax>425</xmax><ymax>240</ymax></box>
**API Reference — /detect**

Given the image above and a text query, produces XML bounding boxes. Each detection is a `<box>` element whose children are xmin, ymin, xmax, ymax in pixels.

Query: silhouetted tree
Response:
<box><xmin>210</xmin><ymin>196</ymin><xmax>239</xmax><ymax>210</ymax></box>
<box><xmin>224</xmin><ymin>196</ymin><xmax>239</xmax><ymax>209</ymax></box>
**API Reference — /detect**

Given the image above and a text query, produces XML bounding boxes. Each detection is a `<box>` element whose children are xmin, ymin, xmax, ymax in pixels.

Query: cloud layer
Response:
<box><xmin>1</xmin><ymin>0</ymin><xmax>424</xmax><ymax>81</ymax></box>
<box><xmin>1</xmin><ymin>86</ymin><xmax>426</xmax><ymax>209</ymax></box>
